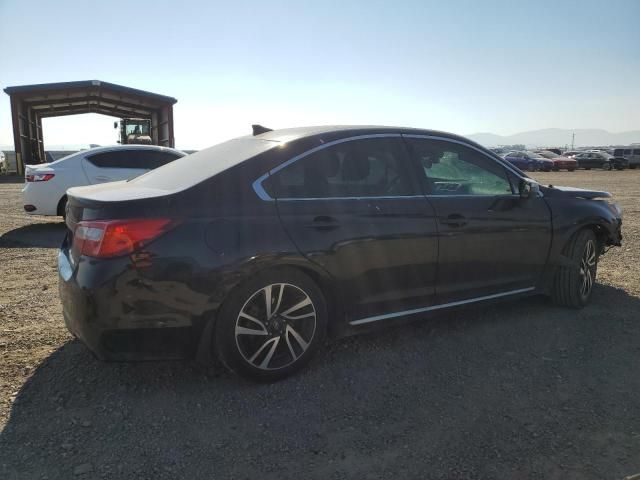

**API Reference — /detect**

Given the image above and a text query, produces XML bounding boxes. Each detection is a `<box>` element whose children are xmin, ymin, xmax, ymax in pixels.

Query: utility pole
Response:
<box><xmin>571</xmin><ymin>132</ymin><xmax>575</xmax><ymax>150</ymax></box>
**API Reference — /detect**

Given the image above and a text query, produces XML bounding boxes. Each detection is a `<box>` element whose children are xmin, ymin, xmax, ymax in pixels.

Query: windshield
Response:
<box><xmin>125</xmin><ymin>121</ymin><xmax>150</xmax><ymax>136</ymax></box>
<box><xmin>536</xmin><ymin>151</ymin><xmax>556</xmax><ymax>159</ymax></box>
<box><xmin>528</xmin><ymin>152</ymin><xmax>545</xmax><ymax>159</ymax></box>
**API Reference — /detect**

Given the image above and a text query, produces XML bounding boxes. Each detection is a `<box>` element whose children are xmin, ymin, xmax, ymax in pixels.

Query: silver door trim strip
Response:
<box><xmin>349</xmin><ymin>287</ymin><xmax>535</xmax><ymax>326</ymax></box>
<box><xmin>277</xmin><ymin>195</ymin><xmax>427</xmax><ymax>202</ymax></box>
<box><xmin>252</xmin><ymin>133</ymin><xmax>403</xmax><ymax>201</ymax></box>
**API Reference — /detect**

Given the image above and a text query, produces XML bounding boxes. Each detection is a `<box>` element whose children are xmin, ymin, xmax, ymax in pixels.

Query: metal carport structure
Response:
<box><xmin>4</xmin><ymin>80</ymin><xmax>177</xmax><ymax>175</ymax></box>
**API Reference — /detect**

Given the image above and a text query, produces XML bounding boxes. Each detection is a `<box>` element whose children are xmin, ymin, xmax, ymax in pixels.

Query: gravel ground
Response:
<box><xmin>1</xmin><ymin>171</ymin><xmax>640</xmax><ymax>479</ymax></box>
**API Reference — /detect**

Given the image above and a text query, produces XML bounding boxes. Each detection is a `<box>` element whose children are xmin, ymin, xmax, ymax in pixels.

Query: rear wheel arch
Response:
<box><xmin>196</xmin><ymin>261</ymin><xmax>340</xmax><ymax>366</ymax></box>
<box><xmin>212</xmin><ymin>264</ymin><xmax>329</xmax><ymax>379</ymax></box>
<box><xmin>232</xmin><ymin>262</ymin><xmax>340</xmax><ymax>330</ymax></box>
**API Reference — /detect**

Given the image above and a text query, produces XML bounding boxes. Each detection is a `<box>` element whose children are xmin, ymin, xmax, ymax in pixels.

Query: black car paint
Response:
<box><xmin>58</xmin><ymin>127</ymin><xmax>623</xmax><ymax>361</ymax></box>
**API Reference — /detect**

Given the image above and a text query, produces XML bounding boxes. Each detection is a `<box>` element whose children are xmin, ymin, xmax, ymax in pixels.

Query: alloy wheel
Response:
<box><xmin>234</xmin><ymin>283</ymin><xmax>317</xmax><ymax>370</ymax></box>
<box><xmin>579</xmin><ymin>239</ymin><xmax>596</xmax><ymax>298</ymax></box>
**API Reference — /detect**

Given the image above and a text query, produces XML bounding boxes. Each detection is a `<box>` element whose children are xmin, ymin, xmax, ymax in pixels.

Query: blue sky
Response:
<box><xmin>1</xmin><ymin>0</ymin><xmax>638</xmax><ymax>149</ymax></box>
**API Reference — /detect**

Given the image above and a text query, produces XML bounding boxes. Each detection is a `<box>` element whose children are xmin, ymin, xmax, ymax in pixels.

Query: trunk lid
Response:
<box><xmin>65</xmin><ymin>180</ymin><xmax>177</xmax><ymax>264</ymax></box>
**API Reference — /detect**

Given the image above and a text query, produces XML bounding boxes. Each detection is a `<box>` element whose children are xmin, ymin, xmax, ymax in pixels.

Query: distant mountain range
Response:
<box><xmin>467</xmin><ymin>129</ymin><xmax>640</xmax><ymax>148</ymax></box>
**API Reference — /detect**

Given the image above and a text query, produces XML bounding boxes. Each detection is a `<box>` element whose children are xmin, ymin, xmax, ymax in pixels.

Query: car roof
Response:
<box><xmin>254</xmin><ymin>125</ymin><xmax>475</xmax><ymax>145</ymax></box>
<box><xmin>127</xmin><ymin>126</ymin><xmax>511</xmax><ymax>195</ymax></box>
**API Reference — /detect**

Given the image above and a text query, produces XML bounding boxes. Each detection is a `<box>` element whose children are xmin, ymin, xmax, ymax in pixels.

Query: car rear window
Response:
<box><xmin>130</xmin><ymin>136</ymin><xmax>278</xmax><ymax>192</ymax></box>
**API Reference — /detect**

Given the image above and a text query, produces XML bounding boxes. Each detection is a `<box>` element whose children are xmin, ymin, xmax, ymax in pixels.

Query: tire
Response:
<box><xmin>526</xmin><ymin>162</ymin><xmax>534</xmax><ymax>172</ymax></box>
<box><xmin>56</xmin><ymin>196</ymin><xmax>68</xmax><ymax>219</ymax></box>
<box><xmin>602</xmin><ymin>162</ymin><xmax>612</xmax><ymax>171</ymax></box>
<box><xmin>214</xmin><ymin>268</ymin><xmax>327</xmax><ymax>381</ymax></box>
<box><xmin>568</xmin><ymin>168</ymin><xmax>576</xmax><ymax>172</ymax></box>
<box><xmin>552</xmin><ymin>229</ymin><xmax>599</xmax><ymax>308</ymax></box>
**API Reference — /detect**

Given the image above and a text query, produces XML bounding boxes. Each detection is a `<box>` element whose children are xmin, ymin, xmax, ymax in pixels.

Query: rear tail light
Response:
<box><xmin>26</xmin><ymin>173</ymin><xmax>55</xmax><ymax>182</ymax></box>
<box><xmin>72</xmin><ymin>218</ymin><xmax>178</xmax><ymax>258</ymax></box>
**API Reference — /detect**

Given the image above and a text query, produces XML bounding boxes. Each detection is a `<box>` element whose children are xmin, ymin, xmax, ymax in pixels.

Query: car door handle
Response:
<box><xmin>440</xmin><ymin>214</ymin><xmax>467</xmax><ymax>227</ymax></box>
<box><xmin>305</xmin><ymin>215</ymin><xmax>341</xmax><ymax>230</ymax></box>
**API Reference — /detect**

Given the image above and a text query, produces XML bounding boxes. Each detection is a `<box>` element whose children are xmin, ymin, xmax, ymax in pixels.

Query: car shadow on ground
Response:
<box><xmin>0</xmin><ymin>222</ymin><xmax>66</xmax><ymax>248</ymax></box>
<box><xmin>2</xmin><ymin>285</ymin><xmax>640</xmax><ymax>479</ymax></box>
<box><xmin>0</xmin><ymin>175</ymin><xmax>24</xmax><ymax>185</ymax></box>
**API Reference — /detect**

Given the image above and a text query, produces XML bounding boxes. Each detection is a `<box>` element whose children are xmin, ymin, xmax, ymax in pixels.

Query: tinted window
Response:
<box><xmin>87</xmin><ymin>150</ymin><xmax>181</xmax><ymax>169</ymax></box>
<box><xmin>633</xmin><ymin>149</ymin><xmax>640</xmax><ymax>155</ymax></box>
<box><xmin>613</xmin><ymin>149</ymin><xmax>623</xmax><ymax>156</ymax></box>
<box><xmin>406</xmin><ymin>138</ymin><xmax>513</xmax><ymax>196</ymax></box>
<box><xmin>265</xmin><ymin>137</ymin><xmax>414</xmax><ymax>199</ymax></box>
<box><xmin>624</xmin><ymin>149</ymin><xmax>632</xmax><ymax>155</ymax></box>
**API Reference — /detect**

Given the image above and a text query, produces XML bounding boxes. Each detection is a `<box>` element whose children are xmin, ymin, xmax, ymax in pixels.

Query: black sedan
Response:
<box><xmin>59</xmin><ymin>126</ymin><xmax>623</xmax><ymax>380</ymax></box>
<box><xmin>573</xmin><ymin>151</ymin><xmax>624</xmax><ymax>170</ymax></box>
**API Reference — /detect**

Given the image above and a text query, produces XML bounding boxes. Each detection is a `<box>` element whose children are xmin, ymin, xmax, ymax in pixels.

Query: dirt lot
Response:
<box><xmin>1</xmin><ymin>171</ymin><xmax>640</xmax><ymax>479</ymax></box>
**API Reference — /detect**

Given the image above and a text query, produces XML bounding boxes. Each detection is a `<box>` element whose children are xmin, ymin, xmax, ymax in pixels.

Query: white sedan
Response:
<box><xmin>22</xmin><ymin>145</ymin><xmax>186</xmax><ymax>217</ymax></box>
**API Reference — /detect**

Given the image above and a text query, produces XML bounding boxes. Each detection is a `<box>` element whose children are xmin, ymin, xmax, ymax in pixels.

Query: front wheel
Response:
<box><xmin>526</xmin><ymin>162</ymin><xmax>535</xmax><ymax>172</ymax></box>
<box><xmin>603</xmin><ymin>162</ymin><xmax>612</xmax><ymax>171</ymax></box>
<box><xmin>552</xmin><ymin>229</ymin><xmax>599</xmax><ymax>308</ymax></box>
<box><xmin>214</xmin><ymin>268</ymin><xmax>327</xmax><ymax>381</ymax></box>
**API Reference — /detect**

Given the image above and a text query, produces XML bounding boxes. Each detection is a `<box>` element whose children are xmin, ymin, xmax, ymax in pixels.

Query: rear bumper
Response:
<box><xmin>57</xmin><ymin>243</ymin><xmax>203</xmax><ymax>361</ymax></box>
<box><xmin>22</xmin><ymin>182</ymin><xmax>61</xmax><ymax>216</ymax></box>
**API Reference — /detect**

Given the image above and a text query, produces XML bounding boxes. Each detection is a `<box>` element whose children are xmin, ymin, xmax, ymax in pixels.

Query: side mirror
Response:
<box><xmin>113</xmin><ymin>121</ymin><xmax>118</xmax><ymax>129</ymax></box>
<box><xmin>519</xmin><ymin>180</ymin><xmax>540</xmax><ymax>199</ymax></box>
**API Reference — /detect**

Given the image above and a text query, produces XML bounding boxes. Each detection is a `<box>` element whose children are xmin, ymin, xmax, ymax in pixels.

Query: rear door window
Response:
<box><xmin>264</xmin><ymin>137</ymin><xmax>415</xmax><ymax>199</ymax></box>
<box><xmin>87</xmin><ymin>150</ymin><xmax>141</xmax><ymax>169</ymax></box>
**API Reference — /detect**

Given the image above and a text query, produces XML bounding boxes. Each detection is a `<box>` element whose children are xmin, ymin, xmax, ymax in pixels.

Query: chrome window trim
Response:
<box><xmin>251</xmin><ymin>131</ymin><xmax>541</xmax><ymax>201</ymax></box>
<box><xmin>252</xmin><ymin>133</ymin><xmax>403</xmax><ymax>201</ymax></box>
<box><xmin>350</xmin><ymin>287</ymin><xmax>535</xmax><ymax>326</ymax></box>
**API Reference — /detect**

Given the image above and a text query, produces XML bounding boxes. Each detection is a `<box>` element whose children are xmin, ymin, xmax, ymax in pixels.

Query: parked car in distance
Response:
<box><xmin>563</xmin><ymin>150</ymin><xmax>582</xmax><ymax>158</ymax></box>
<box><xmin>542</xmin><ymin>148</ymin><xmax>562</xmax><ymax>155</ymax></box>
<box><xmin>23</xmin><ymin>145</ymin><xmax>186</xmax><ymax>217</ymax></box>
<box><xmin>612</xmin><ymin>147</ymin><xmax>640</xmax><ymax>169</ymax></box>
<box><xmin>58</xmin><ymin>125</ymin><xmax>623</xmax><ymax>381</ymax></box>
<box><xmin>0</xmin><ymin>151</ymin><xmax>7</xmax><ymax>174</ymax></box>
<box><xmin>535</xmin><ymin>150</ymin><xmax>577</xmax><ymax>171</ymax></box>
<box><xmin>504</xmin><ymin>151</ymin><xmax>554</xmax><ymax>171</ymax></box>
<box><xmin>573</xmin><ymin>151</ymin><xmax>621</xmax><ymax>170</ymax></box>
